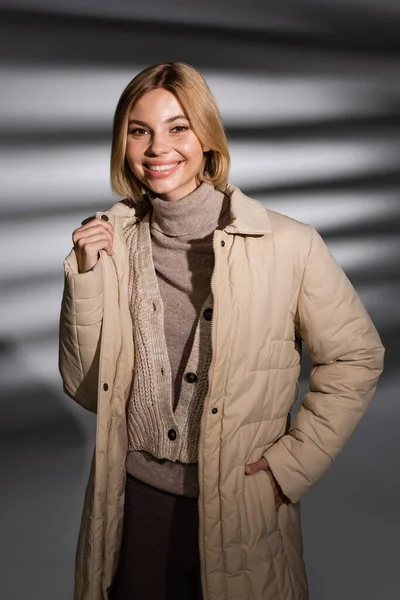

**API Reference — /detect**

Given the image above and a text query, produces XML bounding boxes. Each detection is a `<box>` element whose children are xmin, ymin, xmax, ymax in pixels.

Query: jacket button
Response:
<box><xmin>101</xmin><ymin>214</ymin><xmax>109</xmax><ymax>221</ymax></box>
<box><xmin>168</xmin><ymin>428</ymin><xmax>177</xmax><ymax>441</ymax></box>
<box><xmin>102</xmin><ymin>383</ymin><xmax>109</xmax><ymax>391</ymax></box>
<box><xmin>185</xmin><ymin>372</ymin><xmax>198</xmax><ymax>383</ymax></box>
<box><xmin>212</xmin><ymin>407</ymin><xmax>218</xmax><ymax>414</ymax></box>
<box><xmin>221</xmin><ymin>240</ymin><xmax>225</xmax><ymax>247</ymax></box>
<box><xmin>203</xmin><ymin>308</ymin><xmax>213</xmax><ymax>321</ymax></box>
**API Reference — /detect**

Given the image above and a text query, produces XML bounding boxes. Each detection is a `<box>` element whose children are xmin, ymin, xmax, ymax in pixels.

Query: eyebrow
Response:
<box><xmin>128</xmin><ymin>115</ymin><xmax>189</xmax><ymax>127</ymax></box>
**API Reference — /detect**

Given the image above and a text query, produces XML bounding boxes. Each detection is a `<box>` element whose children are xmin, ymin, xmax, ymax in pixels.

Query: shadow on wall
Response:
<box><xmin>0</xmin><ymin>3</ymin><xmax>399</xmax><ymax>600</ymax></box>
<box><xmin>0</xmin><ymin>338</ymin><xmax>95</xmax><ymax>600</ymax></box>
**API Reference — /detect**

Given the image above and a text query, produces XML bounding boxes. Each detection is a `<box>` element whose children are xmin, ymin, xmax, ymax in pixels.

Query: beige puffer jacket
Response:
<box><xmin>59</xmin><ymin>184</ymin><xmax>384</xmax><ymax>600</ymax></box>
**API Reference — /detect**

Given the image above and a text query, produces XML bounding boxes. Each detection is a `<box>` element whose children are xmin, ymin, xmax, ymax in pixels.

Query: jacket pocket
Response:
<box><xmin>276</xmin><ymin>501</ymin><xmax>309</xmax><ymax>597</ymax></box>
<box><xmin>253</xmin><ymin>469</ymin><xmax>285</xmax><ymax>557</ymax></box>
<box><xmin>253</xmin><ymin>470</ymin><xmax>308</xmax><ymax>599</ymax></box>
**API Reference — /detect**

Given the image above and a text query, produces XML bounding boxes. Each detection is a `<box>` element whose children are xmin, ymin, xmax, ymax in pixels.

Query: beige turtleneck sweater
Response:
<box><xmin>125</xmin><ymin>182</ymin><xmax>230</xmax><ymax>497</ymax></box>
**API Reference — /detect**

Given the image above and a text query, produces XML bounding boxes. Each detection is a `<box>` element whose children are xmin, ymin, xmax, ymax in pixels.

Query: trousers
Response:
<box><xmin>109</xmin><ymin>473</ymin><xmax>202</xmax><ymax>600</ymax></box>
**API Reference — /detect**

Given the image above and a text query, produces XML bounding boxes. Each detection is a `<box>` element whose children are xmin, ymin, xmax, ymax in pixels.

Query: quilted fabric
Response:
<box><xmin>59</xmin><ymin>184</ymin><xmax>384</xmax><ymax>600</ymax></box>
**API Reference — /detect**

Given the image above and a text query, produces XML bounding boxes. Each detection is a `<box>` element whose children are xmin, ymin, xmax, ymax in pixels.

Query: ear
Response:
<box><xmin>203</xmin><ymin>146</ymin><xmax>211</xmax><ymax>153</ymax></box>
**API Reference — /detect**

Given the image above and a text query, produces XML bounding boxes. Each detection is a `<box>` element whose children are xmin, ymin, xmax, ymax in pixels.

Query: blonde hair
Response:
<box><xmin>110</xmin><ymin>62</ymin><xmax>230</xmax><ymax>202</ymax></box>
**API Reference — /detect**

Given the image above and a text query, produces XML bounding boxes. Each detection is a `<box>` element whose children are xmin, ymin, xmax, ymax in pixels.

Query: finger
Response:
<box><xmin>245</xmin><ymin>457</ymin><xmax>269</xmax><ymax>475</ymax></box>
<box><xmin>78</xmin><ymin>239</ymin><xmax>113</xmax><ymax>263</ymax></box>
<box><xmin>74</xmin><ymin>234</ymin><xmax>112</xmax><ymax>256</ymax></box>
<box><xmin>73</xmin><ymin>219</ymin><xmax>113</xmax><ymax>240</ymax></box>
<box><xmin>266</xmin><ymin>471</ymin><xmax>290</xmax><ymax>505</ymax></box>
<box><xmin>81</xmin><ymin>215</ymin><xmax>96</xmax><ymax>226</ymax></box>
<box><xmin>80</xmin><ymin>215</ymin><xmax>113</xmax><ymax>231</ymax></box>
<box><xmin>75</xmin><ymin>231</ymin><xmax>110</xmax><ymax>246</ymax></box>
<box><xmin>87</xmin><ymin>239</ymin><xmax>113</xmax><ymax>255</ymax></box>
<box><xmin>73</xmin><ymin>221</ymin><xmax>114</xmax><ymax>240</ymax></box>
<box><xmin>74</xmin><ymin>227</ymin><xmax>113</xmax><ymax>247</ymax></box>
<box><xmin>98</xmin><ymin>240</ymin><xmax>114</xmax><ymax>257</ymax></box>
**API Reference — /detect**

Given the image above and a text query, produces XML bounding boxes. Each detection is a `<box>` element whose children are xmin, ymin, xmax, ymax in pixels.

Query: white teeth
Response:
<box><xmin>147</xmin><ymin>162</ymin><xmax>180</xmax><ymax>171</ymax></box>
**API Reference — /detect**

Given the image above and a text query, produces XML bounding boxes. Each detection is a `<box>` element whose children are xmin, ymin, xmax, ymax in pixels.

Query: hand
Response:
<box><xmin>245</xmin><ymin>457</ymin><xmax>290</xmax><ymax>511</ymax></box>
<box><xmin>72</xmin><ymin>217</ymin><xmax>114</xmax><ymax>273</ymax></box>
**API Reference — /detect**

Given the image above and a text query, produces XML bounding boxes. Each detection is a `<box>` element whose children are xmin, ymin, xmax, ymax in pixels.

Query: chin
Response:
<box><xmin>147</xmin><ymin>180</ymin><xmax>182</xmax><ymax>194</ymax></box>
<box><xmin>147</xmin><ymin>183</ymin><xmax>174</xmax><ymax>196</ymax></box>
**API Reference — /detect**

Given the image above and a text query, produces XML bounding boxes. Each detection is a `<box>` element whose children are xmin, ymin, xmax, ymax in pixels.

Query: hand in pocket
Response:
<box><xmin>245</xmin><ymin>457</ymin><xmax>290</xmax><ymax>511</ymax></box>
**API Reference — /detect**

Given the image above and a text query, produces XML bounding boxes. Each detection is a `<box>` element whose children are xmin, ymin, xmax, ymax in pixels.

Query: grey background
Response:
<box><xmin>0</xmin><ymin>1</ymin><xmax>399</xmax><ymax>598</ymax></box>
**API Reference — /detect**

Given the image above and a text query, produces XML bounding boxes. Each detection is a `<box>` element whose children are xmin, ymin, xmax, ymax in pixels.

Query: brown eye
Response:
<box><xmin>171</xmin><ymin>125</ymin><xmax>189</xmax><ymax>133</ymax></box>
<box><xmin>128</xmin><ymin>128</ymin><xmax>148</xmax><ymax>136</ymax></box>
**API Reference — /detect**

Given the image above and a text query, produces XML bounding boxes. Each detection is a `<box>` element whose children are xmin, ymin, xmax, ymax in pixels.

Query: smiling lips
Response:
<box><xmin>143</xmin><ymin>161</ymin><xmax>183</xmax><ymax>178</ymax></box>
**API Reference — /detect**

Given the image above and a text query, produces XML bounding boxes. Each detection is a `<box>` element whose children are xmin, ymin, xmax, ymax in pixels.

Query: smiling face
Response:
<box><xmin>126</xmin><ymin>88</ymin><xmax>208</xmax><ymax>202</ymax></box>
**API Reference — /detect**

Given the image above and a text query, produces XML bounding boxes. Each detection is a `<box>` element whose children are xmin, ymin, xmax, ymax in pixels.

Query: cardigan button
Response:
<box><xmin>212</xmin><ymin>407</ymin><xmax>218</xmax><ymax>414</ymax></box>
<box><xmin>168</xmin><ymin>428</ymin><xmax>177</xmax><ymax>441</ymax></box>
<box><xmin>102</xmin><ymin>383</ymin><xmax>109</xmax><ymax>391</ymax></box>
<box><xmin>221</xmin><ymin>240</ymin><xmax>225</xmax><ymax>247</ymax></box>
<box><xmin>100</xmin><ymin>214</ymin><xmax>109</xmax><ymax>221</ymax></box>
<box><xmin>203</xmin><ymin>308</ymin><xmax>213</xmax><ymax>321</ymax></box>
<box><xmin>185</xmin><ymin>372</ymin><xmax>198</xmax><ymax>383</ymax></box>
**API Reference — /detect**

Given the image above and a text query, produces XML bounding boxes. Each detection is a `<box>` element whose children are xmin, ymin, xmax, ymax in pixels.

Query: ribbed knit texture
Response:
<box><xmin>124</xmin><ymin>183</ymin><xmax>230</xmax><ymax>477</ymax></box>
<box><xmin>149</xmin><ymin>182</ymin><xmax>229</xmax><ymax>407</ymax></box>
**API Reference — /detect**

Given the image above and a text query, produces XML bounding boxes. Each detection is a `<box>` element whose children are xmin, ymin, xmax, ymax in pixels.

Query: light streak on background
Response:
<box><xmin>3</xmin><ymin>137</ymin><xmax>400</xmax><ymax>206</ymax></box>
<box><xmin>0</xmin><ymin>1</ymin><xmax>399</xmax><ymax>599</ymax></box>
<box><xmin>3</xmin><ymin>68</ymin><xmax>400</xmax><ymax>131</ymax></box>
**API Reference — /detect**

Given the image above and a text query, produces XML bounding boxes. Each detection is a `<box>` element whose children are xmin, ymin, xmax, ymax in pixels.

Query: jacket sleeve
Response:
<box><xmin>264</xmin><ymin>226</ymin><xmax>385</xmax><ymax>503</ymax></box>
<box><xmin>58</xmin><ymin>248</ymin><xmax>104</xmax><ymax>414</ymax></box>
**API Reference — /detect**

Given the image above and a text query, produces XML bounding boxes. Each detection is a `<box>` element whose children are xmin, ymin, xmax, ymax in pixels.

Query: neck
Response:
<box><xmin>148</xmin><ymin>182</ymin><xmax>229</xmax><ymax>237</ymax></box>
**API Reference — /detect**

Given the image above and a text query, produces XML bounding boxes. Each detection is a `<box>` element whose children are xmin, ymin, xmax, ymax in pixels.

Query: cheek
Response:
<box><xmin>125</xmin><ymin>145</ymin><xmax>142</xmax><ymax>172</ymax></box>
<box><xmin>180</xmin><ymin>139</ymin><xmax>205</xmax><ymax>163</ymax></box>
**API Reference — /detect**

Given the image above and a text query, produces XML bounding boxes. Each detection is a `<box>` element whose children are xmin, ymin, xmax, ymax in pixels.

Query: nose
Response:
<box><xmin>147</xmin><ymin>130</ymin><xmax>170</xmax><ymax>156</ymax></box>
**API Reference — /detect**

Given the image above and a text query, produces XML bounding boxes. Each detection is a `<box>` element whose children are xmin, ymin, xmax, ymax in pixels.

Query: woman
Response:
<box><xmin>59</xmin><ymin>62</ymin><xmax>385</xmax><ymax>600</ymax></box>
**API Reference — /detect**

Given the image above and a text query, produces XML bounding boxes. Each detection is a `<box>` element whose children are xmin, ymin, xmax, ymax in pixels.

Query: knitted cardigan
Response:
<box><xmin>123</xmin><ymin>212</ymin><xmax>214</xmax><ymax>463</ymax></box>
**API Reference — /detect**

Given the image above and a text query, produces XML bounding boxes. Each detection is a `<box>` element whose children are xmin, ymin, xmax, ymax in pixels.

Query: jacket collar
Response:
<box><xmin>223</xmin><ymin>184</ymin><xmax>271</xmax><ymax>235</ymax></box>
<box><xmin>100</xmin><ymin>183</ymin><xmax>271</xmax><ymax>236</ymax></box>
